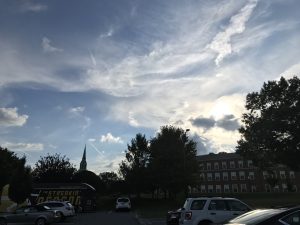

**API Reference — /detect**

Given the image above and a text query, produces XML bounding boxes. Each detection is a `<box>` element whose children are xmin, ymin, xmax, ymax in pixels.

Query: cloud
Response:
<box><xmin>20</xmin><ymin>1</ymin><xmax>48</xmax><ymax>13</ymax></box>
<box><xmin>68</xmin><ymin>106</ymin><xmax>85</xmax><ymax>116</ymax></box>
<box><xmin>99</xmin><ymin>27</ymin><xmax>114</xmax><ymax>39</ymax></box>
<box><xmin>209</xmin><ymin>0</ymin><xmax>258</xmax><ymax>65</ymax></box>
<box><xmin>100</xmin><ymin>133</ymin><xmax>123</xmax><ymax>144</ymax></box>
<box><xmin>190</xmin><ymin>116</ymin><xmax>215</xmax><ymax>129</ymax></box>
<box><xmin>0</xmin><ymin>107</ymin><xmax>28</xmax><ymax>127</ymax></box>
<box><xmin>216</xmin><ymin>114</ymin><xmax>240</xmax><ymax>131</ymax></box>
<box><xmin>42</xmin><ymin>37</ymin><xmax>63</xmax><ymax>53</ymax></box>
<box><xmin>3</xmin><ymin>142</ymin><xmax>44</xmax><ymax>152</ymax></box>
<box><xmin>88</xmin><ymin>138</ymin><xmax>96</xmax><ymax>142</ymax></box>
<box><xmin>190</xmin><ymin>114</ymin><xmax>240</xmax><ymax>131</ymax></box>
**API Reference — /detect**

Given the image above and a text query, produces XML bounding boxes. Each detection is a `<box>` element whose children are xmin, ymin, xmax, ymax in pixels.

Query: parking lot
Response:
<box><xmin>56</xmin><ymin>211</ymin><xmax>141</xmax><ymax>225</ymax></box>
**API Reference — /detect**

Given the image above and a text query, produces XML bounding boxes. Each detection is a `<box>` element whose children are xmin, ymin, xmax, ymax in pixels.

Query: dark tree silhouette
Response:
<box><xmin>0</xmin><ymin>147</ymin><xmax>23</xmax><ymax>205</ymax></box>
<box><xmin>119</xmin><ymin>133</ymin><xmax>150</xmax><ymax>197</ymax></box>
<box><xmin>32</xmin><ymin>154</ymin><xmax>77</xmax><ymax>183</ymax></box>
<box><xmin>149</xmin><ymin>126</ymin><xmax>198</xmax><ymax>198</ymax></box>
<box><xmin>8</xmin><ymin>158</ymin><xmax>32</xmax><ymax>205</ymax></box>
<box><xmin>237</xmin><ymin>76</ymin><xmax>300</xmax><ymax>170</ymax></box>
<box><xmin>99</xmin><ymin>172</ymin><xmax>119</xmax><ymax>194</ymax></box>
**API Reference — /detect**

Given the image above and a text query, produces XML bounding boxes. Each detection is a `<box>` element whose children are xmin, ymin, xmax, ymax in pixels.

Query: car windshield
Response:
<box><xmin>228</xmin><ymin>209</ymin><xmax>284</xmax><ymax>225</ymax></box>
<box><xmin>118</xmin><ymin>198</ymin><xmax>129</xmax><ymax>203</ymax></box>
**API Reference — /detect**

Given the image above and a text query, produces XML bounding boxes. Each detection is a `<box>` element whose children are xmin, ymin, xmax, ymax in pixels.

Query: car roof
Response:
<box><xmin>187</xmin><ymin>197</ymin><xmax>238</xmax><ymax>200</ymax></box>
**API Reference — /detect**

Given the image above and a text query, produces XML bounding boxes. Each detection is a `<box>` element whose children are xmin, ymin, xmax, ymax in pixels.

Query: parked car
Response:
<box><xmin>178</xmin><ymin>197</ymin><xmax>252</xmax><ymax>225</ymax></box>
<box><xmin>0</xmin><ymin>205</ymin><xmax>60</xmax><ymax>225</ymax></box>
<box><xmin>225</xmin><ymin>206</ymin><xmax>300</xmax><ymax>225</ymax></box>
<box><xmin>115</xmin><ymin>197</ymin><xmax>131</xmax><ymax>211</ymax></box>
<box><xmin>37</xmin><ymin>201</ymin><xmax>75</xmax><ymax>221</ymax></box>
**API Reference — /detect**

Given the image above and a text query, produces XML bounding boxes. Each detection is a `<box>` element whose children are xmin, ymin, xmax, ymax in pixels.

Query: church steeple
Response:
<box><xmin>79</xmin><ymin>144</ymin><xmax>87</xmax><ymax>171</ymax></box>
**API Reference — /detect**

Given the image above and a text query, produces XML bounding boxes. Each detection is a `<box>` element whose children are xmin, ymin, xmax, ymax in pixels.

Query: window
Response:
<box><xmin>265</xmin><ymin>184</ymin><xmax>271</xmax><ymax>192</ymax></box>
<box><xmin>248</xmin><ymin>171</ymin><xmax>255</xmax><ymax>180</ymax></box>
<box><xmin>230</xmin><ymin>161</ymin><xmax>235</xmax><ymax>169</ymax></box>
<box><xmin>232</xmin><ymin>184</ymin><xmax>238</xmax><ymax>193</ymax></box>
<box><xmin>240</xmin><ymin>184</ymin><xmax>247</xmax><ymax>192</ymax></box>
<box><xmin>215</xmin><ymin>173</ymin><xmax>220</xmax><ymax>181</ymax></box>
<box><xmin>207</xmin><ymin>173</ymin><xmax>212</xmax><ymax>181</ymax></box>
<box><xmin>274</xmin><ymin>185</ymin><xmax>280</xmax><ymax>192</ymax></box>
<box><xmin>208</xmin><ymin>200</ymin><xmax>227</xmax><ymax>210</ymax></box>
<box><xmin>280</xmin><ymin>171</ymin><xmax>286</xmax><ymax>179</ymax></box>
<box><xmin>200</xmin><ymin>185</ymin><xmax>206</xmax><ymax>193</ymax></box>
<box><xmin>282</xmin><ymin>183</ymin><xmax>288</xmax><ymax>192</ymax></box>
<box><xmin>239</xmin><ymin>171</ymin><xmax>245</xmax><ymax>180</ymax></box>
<box><xmin>216</xmin><ymin>185</ymin><xmax>221</xmax><ymax>193</ymax></box>
<box><xmin>290</xmin><ymin>171</ymin><xmax>295</xmax><ymax>179</ymax></box>
<box><xmin>251</xmin><ymin>185</ymin><xmax>256</xmax><ymax>192</ymax></box>
<box><xmin>214</xmin><ymin>162</ymin><xmax>219</xmax><ymax>170</ymax></box>
<box><xmin>227</xmin><ymin>200</ymin><xmax>249</xmax><ymax>211</ymax></box>
<box><xmin>281</xmin><ymin>211</ymin><xmax>300</xmax><ymax>225</ymax></box>
<box><xmin>222</xmin><ymin>161</ymin><xmax>227</xmax><ymax>169</ymax></box>
<box><xmin>238</xmin><ymin>160</ymin><xmax>243</xmax><ymax>168</ymax></box>
<box><xmin>224</xmin><ymin>184</ymin><xmax>230</xmax><ymax>193</ymax></box>
<box><xmin>208</xmin><ymin>185</ymin><xmax>213</xmax><ymax>193</ymax></box>
<box><xmin>231</xmin><ymin>172</ymin><xmax>237</xmax><ymax>180</ymax></box>
<box><xmin>207</xmin><ymin>163</ymin><xmax>211</xmax><ymax>170</ymax></box>
<box><xmin>263</xmin><ymin>171</ymin><xmax>268</xmax><ymax>180</ymax></box>
<box><xmin>200</xmin><ymin>173</ymin><xmax>205</xmax><ymax>181</ymax></box>
<box><xmin>247</xmin><ymin>160</ymin><xmax>253</xmax><ymax>168</ymax></box>
<box><xmin>190</xmin><ymin>200</ymin><xmax>206</xmax><ymax>210</ymax></box>
<box><xmin>223</xmin><ymin>172</ymin><xmax>228</xmax><ymax>181</ymax></box>
<box><xmin>199</xmin><ymin>163</ymin><xmax>204</xmax><ymax>170</ymax></box>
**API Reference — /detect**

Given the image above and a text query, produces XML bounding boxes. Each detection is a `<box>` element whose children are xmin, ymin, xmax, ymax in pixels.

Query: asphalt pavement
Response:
<box><xmin>57</xmin><ymin>211</ymin><xmax>143</xmax><ymax>225</ymax></box>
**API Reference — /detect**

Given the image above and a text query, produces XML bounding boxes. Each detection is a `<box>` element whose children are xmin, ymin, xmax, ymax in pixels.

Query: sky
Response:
<box><xmin>0</xmin><ymin>0</ymin><xmax>300</xmax><ymax>174</ymax></box>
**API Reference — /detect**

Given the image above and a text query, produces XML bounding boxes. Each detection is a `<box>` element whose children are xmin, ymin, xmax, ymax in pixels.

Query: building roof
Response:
<box><xmin>197</xmin><ymin>152</ymin><xmax>242</xmax><ymax>161</ymax></box>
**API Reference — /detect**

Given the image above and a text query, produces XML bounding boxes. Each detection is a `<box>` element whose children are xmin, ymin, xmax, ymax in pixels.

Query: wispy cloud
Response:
<box><xmin>42</xmin><ymin>37</ymin><xmax>63</xmax><ymax>53</ymax></box>
<box><xmin>20</xmin><ymin>1</ymin><xmax>48</xmax><ymax>13</ymax></box>
<box><xmin>3</xmin><ymin>142</ymin><xmax>44</xmax><ymax>152</ymax></box>
<box><xmin>0</xmin><ymin>107</ymin><xmax>28</xmax><ymax>127</ymax></box>
<box><xmin>100</xmin><ymin>133</ymin><xmax>123</xmax><ymax>144</ymax></box>
<box><xmin>68</xmin><ymin>106</ymin><xmax>85</xmax><ymax>116</ymax></box>
<box><xmin>209</xmin><ymin>0</ymin><xmax>258</xmax><ymax>65</ymax></box>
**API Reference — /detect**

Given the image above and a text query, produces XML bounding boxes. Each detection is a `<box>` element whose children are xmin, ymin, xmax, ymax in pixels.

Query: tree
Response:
<box><xmin>72</xmin><ymin>170</ymin><xmax>105</xmax><ymax>193</ymax></box>
<box><xmin>8</xmin><ymin>158</ymin><xmax>32</xmax><ymax>205</ymax></box>
<box><xmin>0</xmin><ymin>147</ymin><xmax>23</xmax><ymax>205</ymax></box>
<box><xmin>149</xmin><ymin>126</ymin><xmax>198</xmax><ymax>198</ymax></box>
<box><xmin>99</xmin><ymin>172</ymin><xmax>119</xmax><ymax>194</ymax></box>
<box><xmin>237</xmin><ymin>76</ymin><xmax>300</xmax><ymax>170</ymax></box>
<box><xmin>119</xmin><ymin>133</ymin><xmax>150</xmax><ymax>197</ymax></box>
<box><xmin>32</xmin><ymin>154</ymin><xmax>77</xmax><ymax>183</ymax></box>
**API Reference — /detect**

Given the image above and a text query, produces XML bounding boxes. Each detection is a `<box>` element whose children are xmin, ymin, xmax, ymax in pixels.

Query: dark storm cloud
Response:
<box><xmin>190</xmin><ymin>116</ymin><xmax>215</xmax><ymax>129</ymax></box>
<box><xmin>216</xmin><ymin>114</ymin><xmax>240</xmax><ymax>131</ymax></box>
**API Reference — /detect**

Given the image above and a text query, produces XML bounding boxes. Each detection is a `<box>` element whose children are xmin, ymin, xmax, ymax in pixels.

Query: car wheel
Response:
<box><xmin>35</xmin><ymin>218</ymin><xmax>46</xmax><ymax>225</ymax></box>
<box><xmin>0</xmin><ymin>218</ymin><xmax>7</xmax><ymax>225</ymax></box>
<box><xmin>58</xmin><ymin>212</ymin><xmax>65</xmax><ymax>221</ymax></box>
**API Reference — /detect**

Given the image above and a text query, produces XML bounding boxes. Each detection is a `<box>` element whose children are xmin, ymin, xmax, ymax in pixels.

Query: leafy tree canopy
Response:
<box><xmin>8</xmin><ymin>158</ymin><xmax>32</xmax><ymax>204</ymax></box>
<box><xmin>119</xmin><ymin>133</ymin><xmax>150</xmax><ymax>196</ymax></box>
<box><xmin>237</xmin><ymin>76</ymin><xmax>300</xmax><ymax>171</ymax></box>
<box><xmin>32</xmin><ymin>153</ymin><xmax>77</xmax><ymax>183</ymax></box>
<box><xmin>150</xmin><ymin>126</ymin><xmax>198</xmax><ymax>196</ymax></box>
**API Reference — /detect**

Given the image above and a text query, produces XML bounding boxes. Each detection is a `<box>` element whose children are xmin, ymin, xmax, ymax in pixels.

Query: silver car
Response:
<box><xmin>0</xmin><ymin>205</ymin><xmax>60</xmax><ymax>225</ymax></box>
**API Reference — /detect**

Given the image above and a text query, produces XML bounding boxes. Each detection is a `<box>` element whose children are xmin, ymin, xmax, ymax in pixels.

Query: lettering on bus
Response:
<box><xmin>36</xmin><ymin>190</ymin><xmax>81</xmax><ymax>205</ymax></box>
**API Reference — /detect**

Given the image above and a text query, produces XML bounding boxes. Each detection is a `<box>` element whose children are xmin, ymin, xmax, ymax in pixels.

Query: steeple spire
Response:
<box><xmin>79</xmin><ymin>144</ymin><xmax>87</xmax><ymax>171</ymax></box>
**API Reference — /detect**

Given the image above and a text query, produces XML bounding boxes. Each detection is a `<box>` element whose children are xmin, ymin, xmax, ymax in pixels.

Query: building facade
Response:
<box><xmin>195</xmin><ymin>152</ymin><xmax>299</xmax><ymax>193</ymax></box>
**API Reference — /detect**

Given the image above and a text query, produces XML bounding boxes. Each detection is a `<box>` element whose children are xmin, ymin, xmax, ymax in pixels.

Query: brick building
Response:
<box><xmin>194</xmin><ymin>152</ymin><xmax>299</xmax><ymax>193</ymax></box>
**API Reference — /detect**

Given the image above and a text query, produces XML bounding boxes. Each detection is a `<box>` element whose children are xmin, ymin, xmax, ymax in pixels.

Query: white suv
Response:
<box><xmin>179</xmin><ymin>197</ymin><xmax>251</xmax><ymax>225</ymax></box>
<box><xmin>38</xmin><ymin>201</ymin><xmax>75</xmax><ymax>220</ymax></box>
<box><xmin>115</xmin><ymin>197</ymin><xmax>131</xmax><ymax>211</ymax></box>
